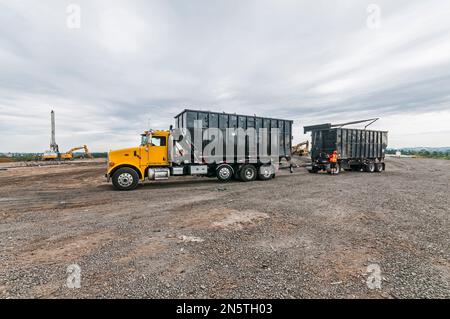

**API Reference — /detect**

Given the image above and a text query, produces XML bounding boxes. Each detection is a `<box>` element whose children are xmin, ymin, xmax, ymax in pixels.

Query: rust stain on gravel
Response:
<box><xmin>118</xmin><ymin>240</ymin><xmax>170</xmax><ymax>264</ymax></box>
<box><xmin>170</xmin><ymin>207</ymin><xmax>270</xmax><ymax>231</ymax></box>
<box><xmin>211</xmin><ymin>209</ymin><xmax>270</xmax><ymax>230</ymax></box>
<box><xmin>13</xmin><ymin>231</ymin><xmax>116</xmax><ymax>265</ymax></box>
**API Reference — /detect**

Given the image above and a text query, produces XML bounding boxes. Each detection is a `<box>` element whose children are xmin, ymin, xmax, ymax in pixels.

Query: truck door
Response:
<box><xmin>148</xmin><ymin>135</ymin><xmax>169</xmax><ymax>166</ymax></box>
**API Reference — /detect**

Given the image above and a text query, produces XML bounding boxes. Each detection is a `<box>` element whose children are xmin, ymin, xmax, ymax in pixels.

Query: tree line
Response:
<box><xmin>386</xmin><ymin>149</ymin><xmax>450</xmax><ymax>160</ymax></box>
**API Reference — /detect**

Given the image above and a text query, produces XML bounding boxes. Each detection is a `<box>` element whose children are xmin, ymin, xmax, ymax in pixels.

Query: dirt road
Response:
<box><xmin>0</xmin><ymin>157</ymin><xmax>449</xmax><ymax>298</ymax></box>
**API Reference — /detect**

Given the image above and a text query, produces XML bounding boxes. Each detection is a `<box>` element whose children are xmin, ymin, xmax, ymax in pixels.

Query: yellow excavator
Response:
<box><xmin>292</xmin><ymin>141</ymin><xmax>310</xmax><ymax>156</ymax></box>
<box><xmin>61</xmin><ymin>145</ymin><xmax>93</xmax><ymax>160</ymax></box>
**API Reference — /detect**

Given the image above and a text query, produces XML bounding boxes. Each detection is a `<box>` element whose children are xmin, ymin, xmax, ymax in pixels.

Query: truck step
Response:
<box><xmin>150</xmin><ymin>168</ymin><xmax>170</xmax><ymax>180</ymax></box>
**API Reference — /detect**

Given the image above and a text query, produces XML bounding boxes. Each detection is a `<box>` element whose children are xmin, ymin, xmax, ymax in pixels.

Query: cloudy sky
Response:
<box><xmin>1</xmin><ymin>0</ymin><xmax>449</xmax><ymax>152</ymax></box>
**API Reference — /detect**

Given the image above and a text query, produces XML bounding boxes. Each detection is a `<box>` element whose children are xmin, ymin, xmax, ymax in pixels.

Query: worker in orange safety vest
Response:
<box><xmin>328</xmin><ymin>150</ymin><xmax>338</xmax><ymax>174</ymax></box>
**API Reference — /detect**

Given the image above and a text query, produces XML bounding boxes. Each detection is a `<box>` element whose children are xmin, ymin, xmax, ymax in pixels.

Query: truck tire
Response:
<box><xmin>375</xmin><ymin>163</ymin><xmax>383</xmax><ymax>172</ymax></box>
<box><xmin>365</xmin><ymin>162</ymin><xmax>375</xmax><ymax>173</ymax></box>
<box><xmin>112</xmin><ymin>167</ymin><xmax>139</xmax><ymax>191</ymax></box>
<box><xmin>240</xmin><ymin>164</ymin><xmax>257</xmax><ymax>182</ymax></box>
<box><xmin>216</xmin><ymin>164</ymin><xmax>233</xmax><ymax>182</ymax></box>
<box><xmin>258</xmin><ymin>165</ymin><xmax>273</xmax><ymax>181</ymax></box>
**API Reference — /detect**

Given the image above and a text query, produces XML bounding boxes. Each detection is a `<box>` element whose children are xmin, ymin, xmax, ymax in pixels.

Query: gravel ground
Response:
<box><xmin>0</xmin><ymin>157</ymin><xmax>449</xmax><ymax>299</ymax></box>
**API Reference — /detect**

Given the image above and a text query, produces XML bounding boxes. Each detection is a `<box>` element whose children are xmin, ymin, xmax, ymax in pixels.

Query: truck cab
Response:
<box><xmin>106</xmin><ymin>130</ymin><xmax>170</xmax><ymax>190</ymax></box>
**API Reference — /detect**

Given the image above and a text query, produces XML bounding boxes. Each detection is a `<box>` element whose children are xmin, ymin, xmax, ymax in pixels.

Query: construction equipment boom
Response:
<box><xmin>50</xmin><ymin>110</ymin><xmax>59</xmax><ymax>153</ymax></box>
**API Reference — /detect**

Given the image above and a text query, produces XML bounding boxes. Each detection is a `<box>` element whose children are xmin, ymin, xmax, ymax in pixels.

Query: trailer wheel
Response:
<box><xmin>375</xmin><ymin>163</ymin><xmax>383</xmax><ymax>173</ymax></box>
<box><xmin>240</xmin><ymin>164</ymin><xmax>257</xmax><ymax>182</ymax></box>
<box><xmin>216</xmin><ymin>164</ymin><xmax>233</xmax><ymax>182</ymax></box>
<box><xmin>258</xmin><ymin>165</ymin><xmax>273</xmax><ymax>181</ymax></box>
<box><xmin>112</xmin><ymin>167</ymin><xmax>139</xmax><ymax>191</ymax></box>
<box><xmin>365</xmin><ymin>162</ymin><xmax>375</xmax><ymax>173</ymax></box>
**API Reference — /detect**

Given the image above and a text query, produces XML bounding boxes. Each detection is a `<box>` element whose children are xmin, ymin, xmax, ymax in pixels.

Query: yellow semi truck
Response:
<box><xmin>106</xmin><ymin>109</ymin><xmax>294</xmax><ymax>191</ymax></box>
<box><xmin>106</xmin><ymin>130</ymin><xmax>171</xmax><ymax>190</ymax></box>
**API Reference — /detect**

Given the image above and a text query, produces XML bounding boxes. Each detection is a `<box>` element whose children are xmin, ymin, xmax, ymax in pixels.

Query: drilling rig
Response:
<box><xmin>42</xmin><ymin>110</ymin><xmax>60</xmax><ymax>160</ymax></box>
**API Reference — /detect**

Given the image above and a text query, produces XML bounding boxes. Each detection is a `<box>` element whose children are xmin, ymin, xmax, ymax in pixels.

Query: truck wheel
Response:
<box><xmin>375</xmin><ymin>163</ymin><xmax>383</xmax><ymax>172</ymax></box>
<box><xmin>240</xmin><ymin>164</ymin><xmax>257</xmax><ymax>182</ymax></box>
<box><xmin>216</xmin><ymin>164</ymin><xmax>233</xmax><ymax>182</ymax></box>
<box><xmin>258</xmin><ymin>165</ymin><xmax>273</xmax><ymax>181</ymax></box>
<box><xmin>112</xmin><ymin>167</ymin><xmax>139</xmax><ymax>191</ymax></box>
<box><xmin>365</xmin><ymin>162</ymin><xmax>375</xmax><ymax>173</ymax></box>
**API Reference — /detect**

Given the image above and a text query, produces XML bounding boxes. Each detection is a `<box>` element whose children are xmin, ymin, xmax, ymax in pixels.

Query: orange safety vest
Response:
<box><xmin>329</xmin><ymin>153</ymin><xmax>337</xmax><ymax>163</ymax></box>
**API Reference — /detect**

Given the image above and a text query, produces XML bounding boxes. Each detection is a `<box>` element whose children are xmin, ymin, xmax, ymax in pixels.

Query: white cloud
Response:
<box><xmin>98</xmin><ymin>8</ymin><xmax>148</xmax><ymax>54</ymax></box>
